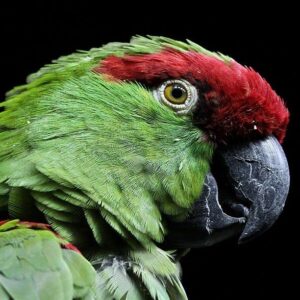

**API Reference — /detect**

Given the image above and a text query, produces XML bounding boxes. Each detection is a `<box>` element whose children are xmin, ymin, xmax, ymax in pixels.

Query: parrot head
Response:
<box><xmin>93</xmin><ymin>37</ymin><xmax>290</xmax><ymax>248</ymax></box>
<box><xmin>0</xmin><ymin>36</ymin><xmax>289</xmax><ymax>251</ymax></box>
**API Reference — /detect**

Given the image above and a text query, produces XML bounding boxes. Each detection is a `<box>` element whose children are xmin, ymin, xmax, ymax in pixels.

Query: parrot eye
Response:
<box><xmin>153</xmin><ymin>79</ymin><xmax>198</xmax><ymax>114</ymax></box>
<box><xmin>164</xmin><ymin>82</ymin><xmax>188</xmax><ymax>104</ymax></box>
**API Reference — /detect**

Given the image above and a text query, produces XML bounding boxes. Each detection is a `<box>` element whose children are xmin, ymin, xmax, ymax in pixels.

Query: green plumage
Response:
<box><xmin>0</xmin><ymin>220</ymin><xmax>98</xmax><ymax>300</ymax></box>
<box><xmin>0</xmin><ymin>36</ymin><xmax>217</xmax><ymax>299</ymax></box>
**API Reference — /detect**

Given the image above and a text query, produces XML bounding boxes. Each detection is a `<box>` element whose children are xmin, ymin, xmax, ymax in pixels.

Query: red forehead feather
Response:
<box><xmin>94</xmin><ymin>49</ymin><xmax>289</xmax><ymax>143</ymax></box>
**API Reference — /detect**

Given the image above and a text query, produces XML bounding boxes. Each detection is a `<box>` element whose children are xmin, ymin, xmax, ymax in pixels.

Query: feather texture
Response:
<box><xmin>0</xmin><ymin>221</ymin><xmax>98</xmax><ymax>300</ymax></box>
<box><xmin>0</xmin><ymin>36</ymin><xmax>221</xmax><ymax>299</ymax></box>
<box><xmin>0</xmin><ymin>72</ymin><xmax>212</xmax><ymax>249</ymax></box>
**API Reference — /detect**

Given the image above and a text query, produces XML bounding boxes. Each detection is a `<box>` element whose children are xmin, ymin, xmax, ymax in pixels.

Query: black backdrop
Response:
<box><xmin>1</xmin><ymin>2</ymin><xmax>299</xmax><ymax>299</ymax></box>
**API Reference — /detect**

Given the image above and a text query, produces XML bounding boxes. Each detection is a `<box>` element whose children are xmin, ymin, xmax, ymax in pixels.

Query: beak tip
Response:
<box><xmin>238</xmin><ymin>206</ymin><xmax>286</xmax><ymax>244</ymax></box>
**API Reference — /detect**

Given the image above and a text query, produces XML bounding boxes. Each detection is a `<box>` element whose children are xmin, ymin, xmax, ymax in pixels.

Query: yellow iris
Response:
<box><xmin>164</xmin><ymin>83</ymin><xmax>188</xmax><ymax>104</ymax></box>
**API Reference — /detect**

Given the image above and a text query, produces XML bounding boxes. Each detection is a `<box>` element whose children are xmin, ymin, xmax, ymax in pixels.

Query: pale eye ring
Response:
<box><xmin>153</xmin><ymin>79</ymin><xmax>199</xmax><ymax>114</ymax></box>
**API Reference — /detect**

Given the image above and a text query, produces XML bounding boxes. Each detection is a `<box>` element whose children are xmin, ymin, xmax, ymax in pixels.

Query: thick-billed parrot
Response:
<box><xmin>0</xmin><ymin>36</ymin><xmax>290</xmax><ymax>299</ymax></box>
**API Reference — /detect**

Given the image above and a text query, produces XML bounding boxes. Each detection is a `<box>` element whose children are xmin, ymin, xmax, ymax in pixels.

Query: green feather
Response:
<box><xmin>98</xmin><ymin>265</ymin><xmax>145</xmax><ymax>300</ymax></box>
<box><xmin>3</xmin><ymin>35</ymin><xmax>232</xmax><ymax>96</ymax></box>
<box><xmin>0</xmin><ymin>222</ymin><xmax>99</xmax><ymax>300</ymax></box>
<box><xmin>89</xmin><ymin>247</ymin><xmax>187</xmax><ymax>300</ymax></box>
<box><xmin>8</xmin><ymin>188</ymin><xmax>40</xmax><ymax>220</ymax></box>
<box><xmin>63</xmin><ymin>250</ymin><xmax>98</xmax><ymax>299</ymax></box>
<box><xmin>0</xmin><ymin>36</ymin><xmax>218</xmax><ymax>298</ymax></box>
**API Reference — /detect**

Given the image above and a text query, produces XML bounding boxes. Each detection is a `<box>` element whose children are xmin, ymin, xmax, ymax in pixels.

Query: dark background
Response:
<box><xmin>1</xmin><ymin>2</ymin><xmax>299</xmax><ymax>299</ymax></box>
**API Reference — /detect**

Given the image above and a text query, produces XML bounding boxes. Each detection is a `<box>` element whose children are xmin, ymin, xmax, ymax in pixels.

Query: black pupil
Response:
<box><xmin>171</xmin><ymin>86</ymin><xmax>184</xmax><ymax>99</ymax></box>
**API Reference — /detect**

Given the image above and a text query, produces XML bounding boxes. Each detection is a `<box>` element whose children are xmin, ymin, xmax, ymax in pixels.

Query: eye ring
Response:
<box><xmin>153</xmin><ymin>79</ymin><xmax>198</xmax><ymax>114</ymax></box>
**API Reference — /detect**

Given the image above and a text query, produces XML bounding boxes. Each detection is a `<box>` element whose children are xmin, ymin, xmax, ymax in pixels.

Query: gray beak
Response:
<box><xmin>165</xmin><ymin>136</ymin><xmax>290</xmax><ymax>248</ymax></box>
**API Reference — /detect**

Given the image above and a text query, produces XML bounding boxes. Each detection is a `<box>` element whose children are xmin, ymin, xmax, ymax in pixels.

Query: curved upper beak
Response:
<box><xmin>165</xmin><ymin>136</ymin><xmax>290</xmax><ymax>248</ymax></box>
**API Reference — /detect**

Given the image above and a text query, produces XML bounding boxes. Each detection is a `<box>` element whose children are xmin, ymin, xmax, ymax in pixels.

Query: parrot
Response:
<box><xmin>0</xmin><ymin>35</ymin><xmax>290</xmax><ymax>300</ymax></box>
